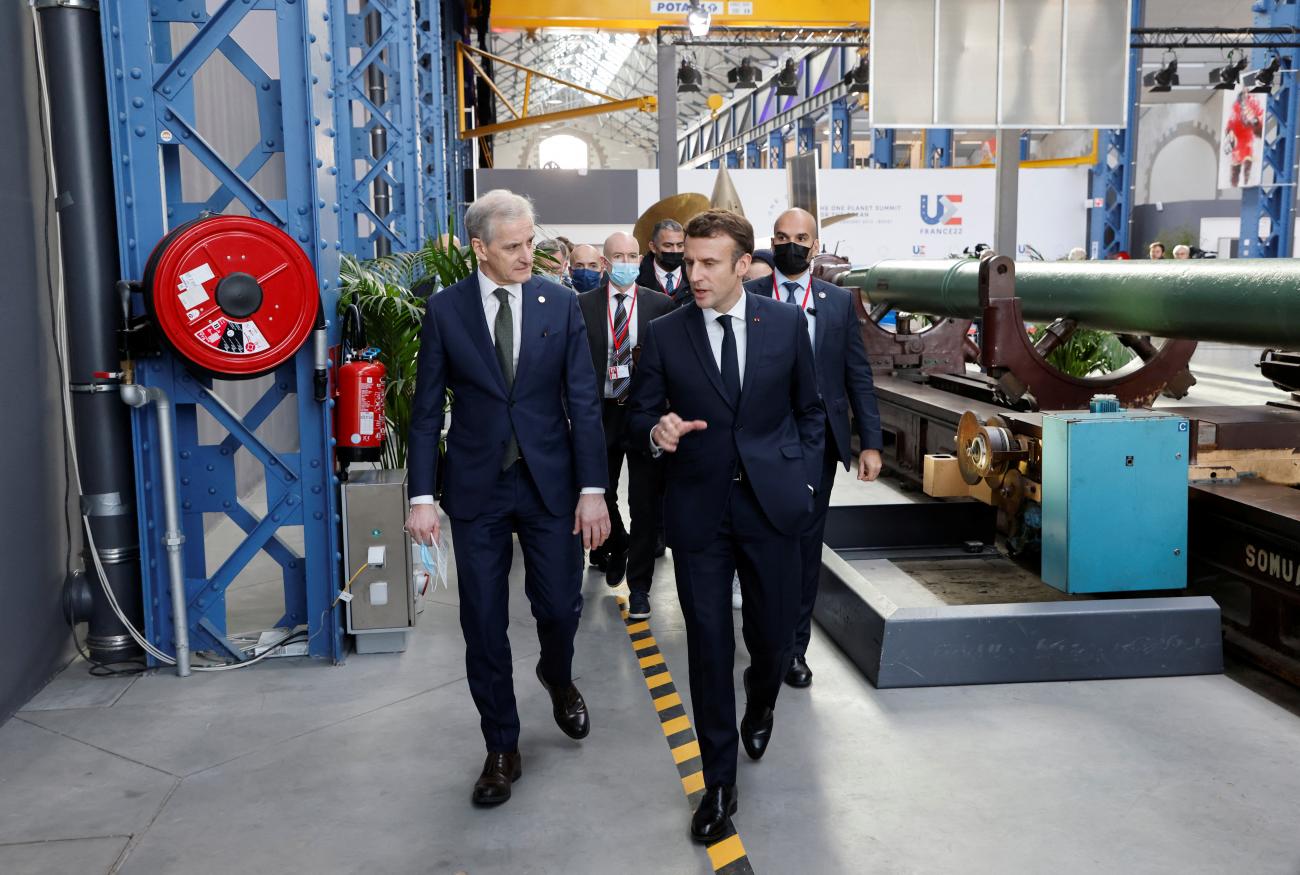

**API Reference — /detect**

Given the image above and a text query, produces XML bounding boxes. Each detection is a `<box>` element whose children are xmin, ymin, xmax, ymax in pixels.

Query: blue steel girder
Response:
<box><xmin>331</xmin><ymin>0</ymin><xmax>422</xmax><ymax>255</ymax></box>
<box><xmin>797</xmin><ymin>116</ymin><xmax>816</xmax><ymax>155</ymax></box>
<box><xmin>923</xmin><ymin>129</ymin><xmax>953</xmax><ymax>168</ymax></box>
<box><xmin>1240</xmin><ymin>0</ymin><xmax>1300</xmax><ymax>258</ymax></box>
<box><xmin>745</xmin><ymin>140</ymin><xmax>761</xmax><ymax>168</ymax></box>
<box><xmin>830</xmin><ymin>99</ymin><xmax>853</xmax><ymax>168</ymax></box>
<box><xmin>679</xmin><ymin>45</ymin><xmax>854</xmax><ymax>167</ymax></box>
<box><xmin>1088</xmin><ymin>0</ymin><xmax>1143</xmax><ymax>259</ymax></box>
<box><xmin>768</xmin><ymin>129</ymin><xmax>785</xmax><ymax>169</ymax></box>
<box><xmin>100</xmin><ymin>0</ymin><xmax>344</xmax><ymax>663</ymax></box>
<box><xmin>416</xmin><ymin>0</ymin><xmax>450</xmax><ymax>236</ymax></box>
<box><xmin>872</xmin><ymin>128</ymin><xmax>895</xmax><ymax>168</ymax></box>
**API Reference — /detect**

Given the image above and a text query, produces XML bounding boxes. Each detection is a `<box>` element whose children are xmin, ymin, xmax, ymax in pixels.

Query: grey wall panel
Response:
<box><xmin>476</xmin><ymin>169</ymin><xmax>640</xmax><ymax>225</ymax></box>
<box><xmin>0</xmin><ymin>4</ymin><xmax>75</xmax><ymax>722</ymax></box>
<box><xmin>1132</xmin><ymin>200</ymin><xmax>1241</xmax><ymax>255</ymax></box>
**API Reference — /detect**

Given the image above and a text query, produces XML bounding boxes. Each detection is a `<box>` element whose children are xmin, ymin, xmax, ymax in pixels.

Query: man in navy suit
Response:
<box><xmin>405</xmin><ymin>190</ymin><xmax>611</xmax><ymax>807</ymax></box>
<box><xmin>745</xmin><ymin>208</ymin><xmax>883</xmax><ymax>689</ymax></box>
<box><xmin>627</xmin><ymin>210</ymin><xmax>824</xmax><ymax>843</ymax></box>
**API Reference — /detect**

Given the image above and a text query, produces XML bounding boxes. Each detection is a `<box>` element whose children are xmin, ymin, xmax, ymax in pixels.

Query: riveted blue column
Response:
<box><xmin>923</xmin><ymin>129</ymin><xmax>953</xmax><ymax>168</ymax></box>
<box><xmin>1019</xmin><ymin>131</ymin><xmax>1030</xmax><ymax>161</ymax></box>
<box><xmin>1240</xmin><ymin>0</ymin><xmax>1300</xmax><ymax>257</ymax></box>
<box><xmin>1088</xmin><ymin>0</ymin><xmax>1143</xmax><ymax>259</ymax></box>
<box><xmin>746</xmin><ymin>140</ymin><xmax>761</xmax><ymax>168</ymax></box>
<box><xmin>797</xmin><ymin>115</ymin><xmax>816</xmax><ymax>155</ymax></box>
<box><xmin>726</xmin><ymin>149</ymin><xmax>741</xmax><ymax>168</ymax></box>
<box><xmin>769</xmin><ymin>129</ymin><xmax>785</xmax><ymax>168</ymax></box>
<box><xmin>830</xmin><ymin>99</ymin><xmax>853</xmax><ymax>168</ymax></box>
<box><xmin>872</xmin><ymin>128</ymin><xmax>895</xmax><ymax>167</ymax></box>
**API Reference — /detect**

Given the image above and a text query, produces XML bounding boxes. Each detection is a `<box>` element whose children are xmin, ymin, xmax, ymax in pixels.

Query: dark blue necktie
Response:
<box><xmin>783</xmin><ymin>280</ymin><xmax>800</xmax><ymax>304</ymax></box>
<box><xmin>718</xmin><ymin>314</ymin><xmax>740</xmax><ymax>405</ymax></box>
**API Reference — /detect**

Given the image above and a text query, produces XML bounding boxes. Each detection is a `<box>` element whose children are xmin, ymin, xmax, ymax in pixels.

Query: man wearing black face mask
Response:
<box><xmin>744</xmin><ymin>207</ymin><xmax>884</xmax><ymax>690</ymax></box>
<box><xmin>636</xmin><ymin>219</ymin><xmax>692</xmax><ymax>308</ymax></box>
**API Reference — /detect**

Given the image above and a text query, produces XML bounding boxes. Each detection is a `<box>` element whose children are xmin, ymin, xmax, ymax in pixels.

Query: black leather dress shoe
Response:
<box><xmin>785</xmin><ymin>654</ymin><xmax>813</xmax><ymax>688</ymax></box>
<box><xmin>536</xmin><ymin>663</ymin><xmax>590</xmax><ymax>739</ymax></box>
<box><xmin>471</xmin><ymin>751</ymin><xmax>522</xmax><ymax>806</ymax></box>
<box><xmin>605</xmin><ymin>549</ymin><xmax>628</xmax><ymax>588</ymax></box>
<box><xmin>588</xmin><ymin>549</ymin><xmax>607</xmax><ymax>572</ymax></box>
<box><xmin>690</xmin><ymin>784</ymin><xmax>738</xmax><ymax>843</ymax></box>
<box><xmin>740</xmin><ymin>703</ymin><xmax>774</xmax><ymax>760</ymax></box>
<box><xmin>654</xmin><ymin>533</ymin><xmax>666</xmax><ymax>558</ymax></box>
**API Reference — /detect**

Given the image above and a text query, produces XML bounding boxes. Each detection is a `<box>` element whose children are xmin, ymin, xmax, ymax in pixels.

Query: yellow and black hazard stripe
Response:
<box><xmin>617</xmin><ymin>598</ymin><xmax>755</xmax><ymax>875</ymax></box>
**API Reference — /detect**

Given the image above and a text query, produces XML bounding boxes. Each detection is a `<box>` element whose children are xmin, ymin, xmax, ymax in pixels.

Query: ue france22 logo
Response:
<box><xmin>920</xmin><ymin>194</ymin><xmax>964</xmax><ymax>226</ymax></box>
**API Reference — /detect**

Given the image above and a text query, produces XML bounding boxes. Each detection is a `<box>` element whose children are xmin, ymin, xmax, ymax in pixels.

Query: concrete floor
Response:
<box><xmin>5</xmin><ymin>472</ymin><xmax>1300</xmax><ymax>874</ymax></box>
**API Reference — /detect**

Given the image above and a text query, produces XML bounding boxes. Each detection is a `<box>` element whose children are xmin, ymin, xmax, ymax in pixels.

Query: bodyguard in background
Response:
<box><xmin>405</xmin><ymin>190</ymin><xmax>611</xmax><ymax>807</ymax></box>
<box><xmin>627</xmin><ymin>210</ymin><xmax>824</xmax><ymax>843</ymax></box>
<box><xmin>578</xmin><ymin>231</ymin><xmax>674</xmax><ymax>619</ymax></box>
<box><xmin>745</xmin><ymin>207</ymin><xmax>883</xmax><ymax>689</ymax></box>
<box><xmin>636</xmin><ymin>219</ymin><xmax>692</xmax><ymax>307</ymax></box>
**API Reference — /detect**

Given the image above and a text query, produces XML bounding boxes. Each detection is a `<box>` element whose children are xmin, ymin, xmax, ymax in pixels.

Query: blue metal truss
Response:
<box><xmin>1240</xmin><ymin>0</ymin><xmax>1300</xmax><ymax>258</ymax></box>
<box><xmin>872</xmin><ymin>129</ymin><xmax>895</xmax><ymax>168</ymax></box>
<box><xmin>101</xmin><ymin>0</ymin><xmax>344</xmax><ymax>663</ymax></box>
<box><xmin>331</xmin><ymin>0</ymin><xmax>421</xmax><ymax>255</ymax></box>
<box><xmin>678</xmin><ymin>46</ymin><xmax>855</xmax><ymax>168</ymax></box>
<box><xmin>768</xmin><ymin>129</ymin><xmax>785</xmax><ymax>169</ymax></box>
<box><xmin>1088</xmin><ymin>0</ymin><xmax>1143</xmax><ymax>259</ymax></box>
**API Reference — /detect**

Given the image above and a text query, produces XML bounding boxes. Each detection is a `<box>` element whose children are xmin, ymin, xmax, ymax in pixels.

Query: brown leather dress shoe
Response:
<box><xmin>536</xmin><ymin>663</ymin><xmax>590</xmax><ymax>739</ymax></box>
<box><xmin>471</xmin><ymin>751</ymin><xmax>522</xmax><ymax>806</ymax></box>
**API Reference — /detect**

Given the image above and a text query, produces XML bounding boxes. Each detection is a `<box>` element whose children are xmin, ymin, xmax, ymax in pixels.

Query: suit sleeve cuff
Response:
<box><xmin>649</xmin><ymin>430</ymin><xmax>664</xmax><ymax>458</ymax></box>
<box><xmin>409</xmin><ymin>495</ymin><xmax>435</xmax><ymax>506</ymax></box>
<box><xmin>580</xmin><ymin>487</ymin><xmax>605</xmax><ymax>495</ymax></box>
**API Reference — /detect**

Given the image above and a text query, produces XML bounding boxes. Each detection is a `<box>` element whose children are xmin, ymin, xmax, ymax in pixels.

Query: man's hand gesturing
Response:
<box><xmin>651</xmin><ymin>413</ymin><xmax>708</xmax><ymax>453</ymax></box>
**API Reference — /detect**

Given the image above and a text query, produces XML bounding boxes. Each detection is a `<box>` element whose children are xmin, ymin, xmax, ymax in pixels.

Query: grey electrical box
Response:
<box><xmin>341</xmin><ymin>469</ymin><xmax>415</xmax><ymax>653</ymax></box>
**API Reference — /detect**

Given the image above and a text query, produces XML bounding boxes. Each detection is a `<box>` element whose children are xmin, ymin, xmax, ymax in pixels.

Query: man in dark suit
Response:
<box><xmin>636</xmin><ymin>219</ymin><xmax>693</xmax><ymax>308</ymax></box>
<box><xmin>745</xmin><ymin>208</ymin><xmax>883</xmax><ymax>689</ymax></box>
<box><xmin>627</xmin><ymin>210</ymin><xmax>824</xmax><ymax>843</ymax></box>
<box><xmin>405</xmin><ymin>189</ymin><xmax>611</xmax><ymax>807</ymax></box>
<box><xmin>578</xmin><ymin>232</ymin><xmax>674</xmax><ymax>619</ymax></box>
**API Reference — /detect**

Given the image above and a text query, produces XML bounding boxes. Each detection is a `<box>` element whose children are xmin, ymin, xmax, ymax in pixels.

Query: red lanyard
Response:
<box><xmin>607</xmin><ymin>290</ymin><xmax>638</xmax><ymax>352</ymax></box>
<box><xmin>773</xmin><ymin>273</ymin><xmax>813</xmax><ymax>310</ymax></box>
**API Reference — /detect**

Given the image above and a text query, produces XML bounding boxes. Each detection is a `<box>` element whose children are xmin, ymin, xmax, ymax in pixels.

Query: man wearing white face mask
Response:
<box><xmin>578</xmin><ymin>232</ymin><xmax>675</xmax><ymax>618</ymax></box>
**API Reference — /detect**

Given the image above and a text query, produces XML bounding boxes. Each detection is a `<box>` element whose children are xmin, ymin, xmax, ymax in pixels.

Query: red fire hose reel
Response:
<box><xmin>143</xmin><ymin>215</ymin><xmax>320</xmax><ymax>378</ymax></box>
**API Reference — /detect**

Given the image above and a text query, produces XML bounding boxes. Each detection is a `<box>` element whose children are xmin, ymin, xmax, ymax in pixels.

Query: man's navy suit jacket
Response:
<box><xmin>626</xmin><ymin>292</ymin><xmax>825</xmax><ymax>552</ymax></box>
<box><xmin>745</xmin><ymin>274</ymin><xmax>883</xmax><ymax>466</ymax></box>
<box><xmin>407</xmin><ymin>273</ymin><xmax>607</xmax><ymax>520</ymax></box>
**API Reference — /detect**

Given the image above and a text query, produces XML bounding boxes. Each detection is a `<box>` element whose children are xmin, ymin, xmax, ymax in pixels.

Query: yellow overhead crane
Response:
<box><xmin>456</xmin><ymin>43</ymin><xmax>657</xmax><ymax>140</ymax></box>
<box><xmin>459</xmin><ymin>0</ymin><xmax>869</xmax><ymax>140</ymax></box>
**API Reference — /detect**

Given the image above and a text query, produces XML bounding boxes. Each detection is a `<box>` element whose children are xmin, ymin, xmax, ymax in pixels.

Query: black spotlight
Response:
<box><xmin>775</xmin><ymin>59</ymin><xmax>799</xmax><ymax>96</ymax></box>
<box><xmin>1248</xmin><ymin>55</ymin><xmax>1282</xmax><ymax>93</ymax></box>
<box><xmin>727</xmin><ymin>58</ymin><xmax>761</xmax><ymax>89</ymax></box>
<box><xmin>844</xmin><ymin>56</ymin><xmax>869</xmax><ymax>94</ymax></box>
<box><xmin>677</xmin><ymin>59</ymin><xmax>702</xmax><ymax>94</ymax></box>
<box><xmin>1143</xmin><ymin>56</ymin><xmax>1178</xmax><ymax>93</ymax></box>
<box><xmin>1210</xmin><ymin>54</ymin><xmax>1249</xmax><ymax>90</ymax></box>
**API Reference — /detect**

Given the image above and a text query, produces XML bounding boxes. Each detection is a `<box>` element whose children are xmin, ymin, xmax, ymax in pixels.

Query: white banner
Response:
<box><xmin>661</xmin><ymin>167</ymin><xmax>1089</xmax><ymax>263</ymax></box>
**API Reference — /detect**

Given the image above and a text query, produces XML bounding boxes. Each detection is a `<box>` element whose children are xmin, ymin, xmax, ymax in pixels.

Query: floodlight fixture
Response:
<box><xmin>727</xmin><ymin>58</ymin><xmax>761</xmax><ymax>89</ymax></box>
<box><xmin>1143</xmin><ymin>54</ymin><xmax>1178</xmax><ymax>93</ymax></box>
<box><xmin>687</xmin><ymin>0</ymin><xmax>711</xmax><ymax>38</ymax></box>
<box><xmin>775</xmin><ymin>59</ymin><xmax>799</xmax><ymax>97</ymax></box>
<box><xmin>844</xmin><ymin>55</ymin><xmax>869</xmax><ymax>94</ymax></box>
<box><xmin>1209</xmin><ymin>53</ymin><xmax>1248</xmax><ymax>90</ymax></box>
<box><xmin>677</xmin><ymin>59</ymin><xmax>702</xmax><ymax>94</ymax></box>
<box><xmin>1249</xmin><ymin>54</ymin><xmax>1282</xmax><ymax>93</ymax></box>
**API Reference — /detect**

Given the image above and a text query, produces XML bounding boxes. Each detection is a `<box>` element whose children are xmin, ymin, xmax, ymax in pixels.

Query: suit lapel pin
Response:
<box><xmin>818</xmin><ymin>291</ymin><xmax>827</xmax><ymax>299</ymax></box>
<box><xmin>752</xmin><ymin>316</ymin><xmax>760</xmax><ymax>322</ymax></box>
<box><xmin>537</xmin><ymin>295</ymin><xmax>546</xmax><ymax>303</ymax></box>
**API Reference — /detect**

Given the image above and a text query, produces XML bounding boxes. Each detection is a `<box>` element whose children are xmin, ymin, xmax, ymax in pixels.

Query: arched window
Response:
<box><xmin>538</xmin><ymin>134</ymin><xmax>589</xmax><ymax>170</ymax></box>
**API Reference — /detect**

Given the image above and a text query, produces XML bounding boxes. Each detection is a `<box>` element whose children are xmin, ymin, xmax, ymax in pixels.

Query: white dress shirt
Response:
<box><xmin>654</xmin><ymin>260</ymin><xmax>684</xmax><ymax>295</ymax></box>
<box><xmin>773</xmin><ymin>268</ymin><xmax>816</xmax><ymax>350</ymax></box>
<box><xmin>650</xmin><ymin>291</ymin><xmax>747</xmax><ymax>455</ymax></box>
<box><xmin>603</xmin><ymin>281</ymin><xmax>639</xmax><ymax>398</ymax></box>
<box><xmin>413</xmin><ymin>271</ymin><xmax>603</xmax><ymax>506</ymax></box>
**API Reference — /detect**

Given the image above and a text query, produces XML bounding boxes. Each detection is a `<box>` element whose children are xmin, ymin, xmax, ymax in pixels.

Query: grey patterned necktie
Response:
<box><xmin>611</xmin><ymin>293</ymin><xmax>631</xmax><ymax>399</ymax></box>
<box><xmin>493</xmin><ymin>288</ymin><xmax>519</xmax><ymax>469</ymax></box>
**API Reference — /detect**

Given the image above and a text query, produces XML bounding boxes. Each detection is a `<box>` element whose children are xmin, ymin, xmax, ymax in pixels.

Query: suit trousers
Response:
<box><xmin>601</xmin><ymin>400</ymin><xmax>662</xmax><ymax>593</ymax></box>
<box><xmin>448</xmin><ymin>461</ymin><xmax>583</xmax><ymax>753</ymax></box>
<box><xmin>672</xmin><ymin>475</ymin><xmax>801</xmax><ymax>787</ymax></box>
<box><xmin>793</xmin><ymin>442</ymin><xmax>843</xmax><ymax>657</ymax></box>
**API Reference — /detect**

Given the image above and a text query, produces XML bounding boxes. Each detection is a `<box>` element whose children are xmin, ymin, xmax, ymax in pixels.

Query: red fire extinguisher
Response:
<box><xmin>334</xmin><ymin>304</ymin><xmax>387</xmax><ymax>465</ymax></box>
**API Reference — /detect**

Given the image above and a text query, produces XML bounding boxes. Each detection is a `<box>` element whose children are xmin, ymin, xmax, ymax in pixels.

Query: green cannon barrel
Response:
<box><xmin>842</xmin><ymin>259</ymin><xmax>1300</xmax><ymax>348</ymax></box>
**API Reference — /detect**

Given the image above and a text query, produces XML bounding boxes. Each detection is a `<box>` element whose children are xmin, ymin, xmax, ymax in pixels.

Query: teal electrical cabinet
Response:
<box><xmin>1041</xmin><ymin>410</ymin><xmax>1189</xmax><ymax>593</ymax></box>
